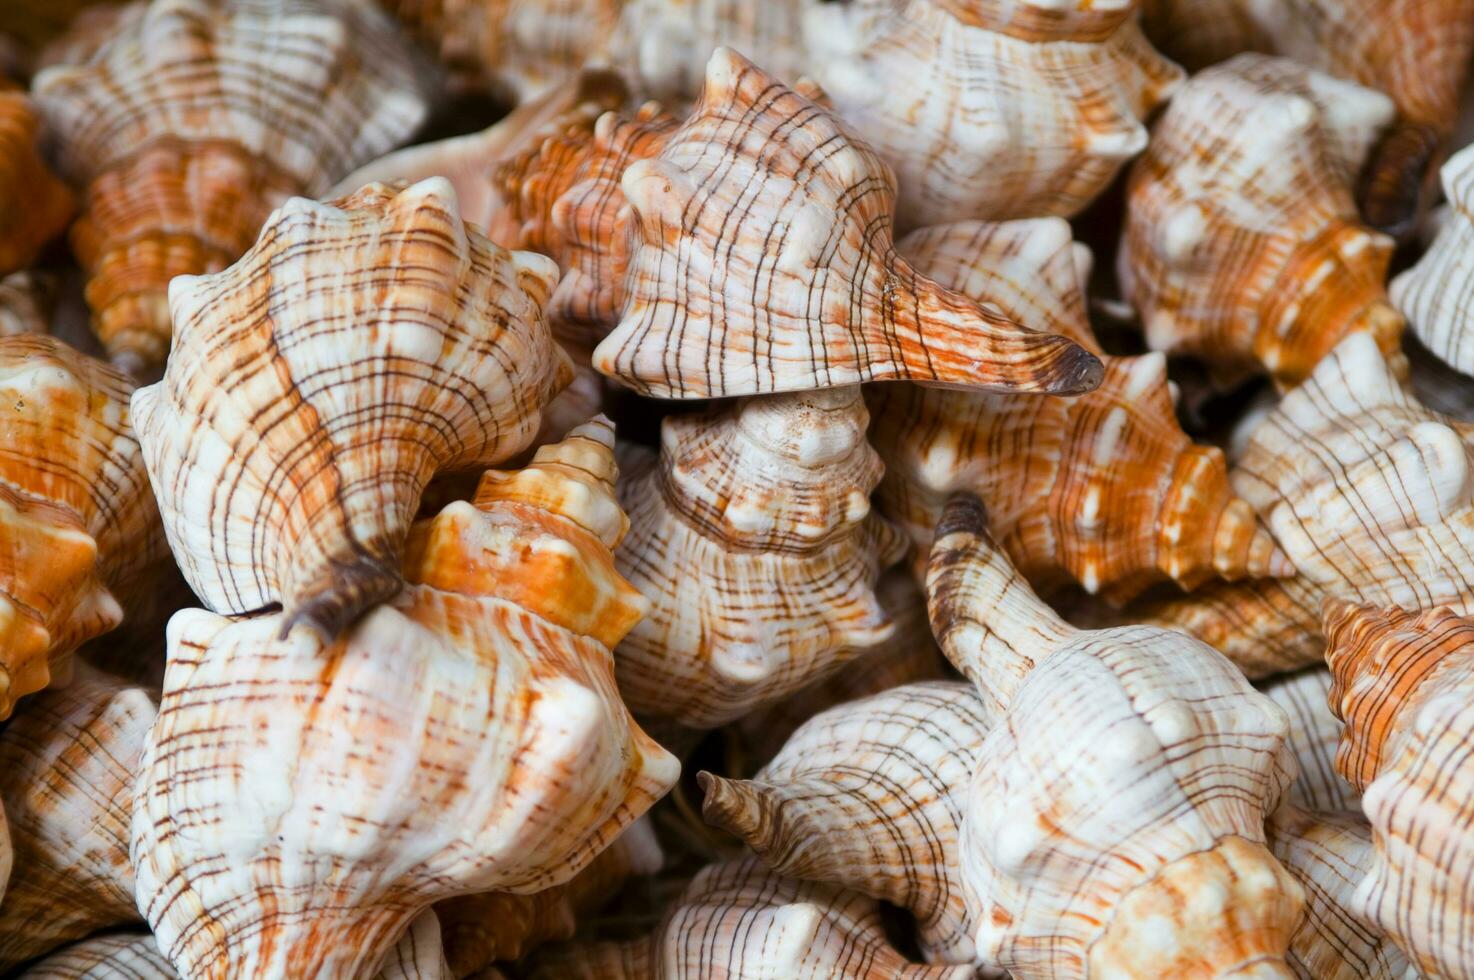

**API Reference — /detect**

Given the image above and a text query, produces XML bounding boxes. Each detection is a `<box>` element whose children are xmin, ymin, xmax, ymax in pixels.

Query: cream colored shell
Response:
<box><xmin>1392</xmin><ymin>143</ymin><xmax>1474</xmax><ymax>377</ymax></box>
<box><xmin>1257</xmin><ymin>667</ymin><xmax>1359</xmax><ymax>814</ymax></box>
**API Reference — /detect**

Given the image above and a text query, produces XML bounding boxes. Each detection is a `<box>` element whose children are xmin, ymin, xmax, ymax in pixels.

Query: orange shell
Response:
<box><xmin>0</xmin><ymin>90</ymin><xmax>73</xmax><ymax>277</ymax></box>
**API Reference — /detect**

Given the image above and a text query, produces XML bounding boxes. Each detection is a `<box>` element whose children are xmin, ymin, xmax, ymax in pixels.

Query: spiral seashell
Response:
<box><xmin>0</xmin><ymin>664</ymin><xmax>153</xmax><ymax>970</ymax></box>
<box><xmin>1257</xmin><ymin>667</ymin><xmax>1359</xmax><ymax>814</ymax></box>
<box><xmin>32</xmin><ymin>0</ymin><xmax>429</xmax><ymax>374</ymax></box>
<box><xmin>613</xmin><ymin>386</ymin><xmax>907</xmax><ymax>729</ymax></box>
<box><xmin>433</xmin><ymin>817</ymin><xmax>660</xmax><ymax>974</ymax></box>
<box><xmin>701</xmin><ymin>680</ymin><xmax>989</xmax><ymax>965</ymax></box>
<box><xmin>0</xmin><ymin>335</ymin><xmax>164</xmax><ymax>718</ymax></box>
<box><xmin>131</xmin><ymin>178</ymin><xmax>572</xmax><ymax>642</ymax></box>
<box><xmin>1120</xmin><ymin>53</ymin><xmax>1404</xmax><ymax>388</ymax></box>
<box><xmin>1391</xmin><ymin>144</ymin><xmax>1474</xmax><ymax>378</ymax></box>
<box><xmin>0</xmin><ymin>87</ymin><xmax>73</xmax><ymax>277</ymax></box>
<box><xmin>803</xmin><ymin>0</ymin><xmax>1182</xmax><ymax>227</ymax></box>
<box><xmin>525</xmin><ymin>859</ymin><xmax>976</xmax><ymax>979</ymax></box>
<box><xmin>0</xmin><ymin>272</ymin><xmax>53</xmax><ymax>337</ymax></box>
<box><xmin>1140</xmin><ymin>0</ymin><xmax>1474</xmax><ymax>233</ymax></box>
<box><xmin>1322</xmin><ymin>599</ymin><xmax>1474</xmax><ymax>977</ymax></box>
<box><xmin>1266</xmin><ymin>805</ymin><xmax>1416</xmax><ymax>980</ymax></box>
<box><xmin>130</xmin><ymin>418</ymin><xmax>677</xmax><ymax>979</ymax></box>
<box><xmin>591</xmin><ymin>47</ymin><xmax>1104</xmax><ymax>399</ymax></box>
<box><xmin>927</xmin><ymin>494</ymin><xmax>1302</xmax><ymax>978</ymax></box>
<box><xmin>1147</xmin><ymin>331</ymin><xmax>1474</xmax><ymax>675</ymax></box>
<box><xmin>871</xmin><ymin>218</ymin><xmax>1288</xmax><ymax>604</ymax></box>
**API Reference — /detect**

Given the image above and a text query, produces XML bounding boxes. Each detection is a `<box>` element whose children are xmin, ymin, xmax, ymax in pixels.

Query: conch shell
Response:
<box><xmin>1391</xmin><ymin>144</ymin><xmax>1474</xmax><ymax>377</ymax></box>
<box><xmin>1120</xmin><ymin>53</ymin><xmax>1403</xmax><ymax>388</ymax></box>
<box><xmin>803</xmin><ymin>0</ymin><xmax>1183</xmax><ymax>226</ymax></box>
<box><xmin>32</xmin><ymin>0</ymin><xmax>429</xmax><ymax>373</ymax></box>
<box><xmin>1257</xmin><ymin>668</ymin><xmax>1359</xmax><ymax>814</ymax></box>
<box><xmin>927</xmin><ymin>494</ymin><xmax>1302</xmax><ymax>978</ymax></box>
<box><xmin>1323</xmin><ymin>600</ymin><xmax>1474</xmax><ymax>978</ymax></box>
<box><xmin>0</xmin><ymin>335</ymin><xmax>164</xmax><ymax>718</ymax></box>
<box><xmin>524</xmin><ymin>859</ymin><xmax>976</xmax><ymax>978</ymax></box>
<box><xmin>591</xmin><ymin>47</ymin><xmax>1104</xmax><ymax>398</ymax></box>
<box><xmin>1147</xmin><ymin>332</ymin><xmax>1474</xmax><ymax>676</ymax></box>
<box><xmin>0</xmin><ymin>664</ymin><xmax>153</xmax><ymax>970</ymax></box>
<box><xmin>131</xmin><ymin>179</ymin><xmax>571</xmax><ymax>641</ymax></box>
<box><xmin>131</xmin><ymin>418</ymin><xmax>678</xmax><ymax>978</ymax></box>
<box><xmin>613</xmin><ymin>386</ymin><xmax>906</xmax><ymax>729</ymax></box>
<box><xmin>701</xmin><ymin>680</ymin><xmax>989</xmax><ymax>965</ymax></box>
<box><xmin>871</xmin><ymin>218</ymin><xmax>1288</xmax><ymax>603</ymax></box>
<box><xmin>0</xmin><ymin>87</ymin><xmax>73</xmax><ymax>276</ymax></box>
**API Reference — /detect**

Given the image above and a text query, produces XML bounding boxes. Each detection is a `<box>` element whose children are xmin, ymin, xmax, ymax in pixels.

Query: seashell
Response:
<box><xmin>591</xmin><ymin>47</ymin><xmax>1105</xmax><ymax>399</ymax></box>
<box><xmin>1266</xmin><ymin>805</ymin><xmax>1417</xmax><ymax>980</ymax></box>
<box><xmin>1140</xmin><ymin>0</ymin><xmax>1474</xmax><ymax>234</ymax></box>
<box><xmin>732</xmin><ymin>569</ymin><xmax>948</xmax><ymax>766</ymax></box>
<box><xmin>131</xmin><ymin>419</ymin><xmax>678</xmax><ymax>979</ymax></box>
<box><xmin>0</xmin><ymin>271</ymin><xmax>54</xmax><ymax>337</ymax></box>
<box><xmin>1391</xmin><ymin>144</ymin><xmax>1474</xmax><ymax>377</ymax></box>
<box><xmin>701</xmin><ymin>680</ymin><xmax>989</xmax><ymax>965</ymax></box>
<box><xmin>0</xmin><ymin>87</ymin><xmax>73</xmax><ymax>276</ymax></box>
<box><xmin>0</xmin><ymin>334</ymin><xmax>164</xmax><ymax>718</ymax></box>
<box><xmin>870</xmin><ymin>217</ymin><xmax>1288</xmax><ymax>603</ymax></box>
<box><xmin>524</xmin><ymin>859</ymin><xmax>976</xmax><ymax>979</ymax></box>
<box><xmin>434</xmin><ymin>817</ymin><xmax>661</xmax><ymax>974</ymax></box>
<box><xmin>131</xmin><ymin>178</ymin><xmax>572</xmax><ymax>641</ymax></box>
<box><xmin>1146</xmin><ymin>332</ymin><xmax>1474</xmax><ymax>676</ymax></box>
<box><xmin>927</xmin><ymin>494</ymin><xmax>1302</xmax><ymax>978</ymax></box>
<box><xmin>0</xmin><ymin>664</ymin><xmax>153</xmax><ymax>970</ymax></box>
<box><xmin>1322</xmin><ymin>599</ymin><xmax>1474</xmax><ymax>978</ymax></box>
<box><xmin>802</xmin><ymin>0</ymin><xmax>1183</xmax><ymax>227</ymax></box>
<box><xmin>612</xmin><ymin>385</ymin><xmax>907</xmax><ymax>729</ymax></box>
<box><xmin>1120</xmin><ymin>53</ymin><xmax>1404</xmax><ymax>388</ymax></box>
<box><xmin>1257</xmin><ymin>667</ymin><xmax>1359</xmax><ymax>814</ymax></box>
<box><xmin>32</xmin><ymin>0</ymin><xmax>429</xmax><ymax>374</ymax></box>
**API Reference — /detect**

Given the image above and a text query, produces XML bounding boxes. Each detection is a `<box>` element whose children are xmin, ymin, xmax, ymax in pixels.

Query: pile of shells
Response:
<box><xmin>1</xmin><ymin>0</ymin><xmax>1473</xmax><ymax>977</ymax></box>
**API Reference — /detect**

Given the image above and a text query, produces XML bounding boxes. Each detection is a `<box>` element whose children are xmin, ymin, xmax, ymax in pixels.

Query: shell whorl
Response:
<box><xmin>1392</xmin><ymin>143</ymin><xmax>1474</xmax><ymax>377</ymax></box>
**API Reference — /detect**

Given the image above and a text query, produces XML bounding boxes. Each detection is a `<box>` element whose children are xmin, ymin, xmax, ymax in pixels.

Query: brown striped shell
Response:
<box><xmin>591</xmin><ymin>47</ymin><xmax>1104</xmax><ymax>398</ymax></box>
<box><xmin>32</xmin><ymin>0</ymin><xmax>428</xmax><ymax>374</ymax></box>
<box><xmin>1120</xmin><ymin>53</ymin><xmax>1404</xmax><ymax>388</ymax></box>
<box><xmin>1146</xmin><ymin>332</ymin><xmax>1474</xmax><ymax>676</ymax></box>
<box><xmin>1322</xmin><ymin>600</ymin><xmax>1474</xmax><ymax>977</ymax></box>
<box><xmin>130</xmin><ymin>419</ymin><xmax>678</xmax><ymax>979</ymax></box>
<box><xmin>926</xmin><ymin>495</ymin><xmax>1302</xmax><ymax>979</ymax></box>
<box><xmin>0</xmin><ymin>335</ymin><xmax>164</xmax><ymax>718</ymax></box>
<box><xmin>701</xmin><ymin>680</ymin><xmax>989</xmax><ymax>966</ymax></box>
<box><xmin>524</xmin><ymin>859</ymin><xmax>977</xmax><ymax>979</ymax></box>
<box><xmin>1391</xmin><ymin>144</ymin><xmax>1474</xmax><ymax>377</ymax></box>
<box><xmin>131</xmin><ymin>179</ymin><xmax>571</xmax><ymax>642</ymax></box>
<box><xmin>0</xmin><ymin>664</ymin><xmax>153</xmax><ymax>970</ymax></box>
<box><xmin>0</xmin><ymin>88</ymin><xmax>73</xmax><ymax>277</ymax></box>
<box><xmin>870</xmin><ymin>218</ymin><xmax>1288</xmax><ymax>604</ymax></box>
<box><xmin>612</xmin><ymin>386</ymin><xmax>907</xmax><ymax>729</ymax></box>
<box><xmin>803</xmin><ymin>0</ymin><xmax>1183</xmax><ymax>226</ymax></box>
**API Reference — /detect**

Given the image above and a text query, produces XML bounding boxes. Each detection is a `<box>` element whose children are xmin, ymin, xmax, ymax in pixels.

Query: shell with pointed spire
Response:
<box><xmin>0</xmin><ymin>664</ymin><xmax>153</xmax><ymax>971</ymax></box>
<box><xmin>701</xmin><ymin>680</ymin><xmax>988</xmax><ymax>965</ymax></box>
<box><xmin>32</xmin><ymin>0</ymin><xmax>428</xmax><ymax>374</ymax></box>
<box><xmin>803</xmin><ymin>0</ymin><xmax>1182</xmax><ymax>227</ymax></box>
<box><xmin>131</xmin><ymin>419</ymin><xmax>677</xmax><ymax>979</ymax></box>
<box><xmin>0</xmin><ymin>89</ymin><xmax>73</xmax><ymax>277</ymax></box>
<box><xmin>926</xmin><ymin>494</ymin><xmax>1302</xmax><ymax>978</ymax></box>
<box><xmin>1120</xmin><ymin>53</ymin><xmax>1403</xmax><ymax>388</ymax></box>
<box><xmin>1257</xmin><ymin>668</ymin><xmax>1359</xmax><ymax>813</ymax></box>
<box><xmin>131</xmin><ymin>179</ymin><xmax>571</xmax><ymax>642</ymax></box>
<box><xmin>1391</xmin><ymin>144</ymin><xmax>1474</xmax><ymax>377</ymax></box>
<box><xmin>871</xmin><ymin>218</ymin><xmax>1289</xmax><ymax>604</ymax></box>
<box><xmin>592</xmin><ymin>47</ymin><xmax>1103</xmax><ymax>399</ymax></box>
<box><xmin>1322</xmin><ymin>599</ymin><xmax>1474</xmax><ymax>978</ymax></box>
<box><xmin>613</xmin><ymin>387</ymin><xmax>907</xmax><ymax>729</ymax></box>
<box><xmin>1147</xmin><ymin>332</ymin><xmax>1474</xmax><ymax>676</ymax></box>
<box><xmin>525</xmin><ymin>859</ymin><xmax>977</xmax><ymax>979</ymax></box>
<box><xmin>1266</xmin><ymin>806</ymin><xmax>1416</xmax><ymax>980</ymax></box>
<box><xmin>0</xmin><ymin>335</ymin><xmax>164</xmax><ymax>719</ymax></box>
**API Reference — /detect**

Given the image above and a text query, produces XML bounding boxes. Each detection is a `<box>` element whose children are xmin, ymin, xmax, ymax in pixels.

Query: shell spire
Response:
<box><xmin>131</xmin><ymin>178</ymin><xmax>572</xmax><ymax>642</ymax></box>
<box><xmin>32</xmin><ymin>0</ymin><xmax>429</xmax><ymax>374</ymax></box>
<box><xmin>593</xmin><ymin>47</ymin><xmax>1103</xmax><ymax>398</ymax></box>
<box><xmin>1120</xmin><ymin>54</ymin><xmax>1403</xmax><ymax>388</ymax></box>
<box><xmin>613</xmin><ymin>386</ymin><xmax>907</xmax><ymax>729</ymax></box>
<box><xmin>0</xmin><ymin>88</ymin><xmax>73</xmax><ymax>276</ymax></box>
<box><xmin>700</xmin><ymin>681</ymin><xmax>989</xmax><ymax>965</ymax></box>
